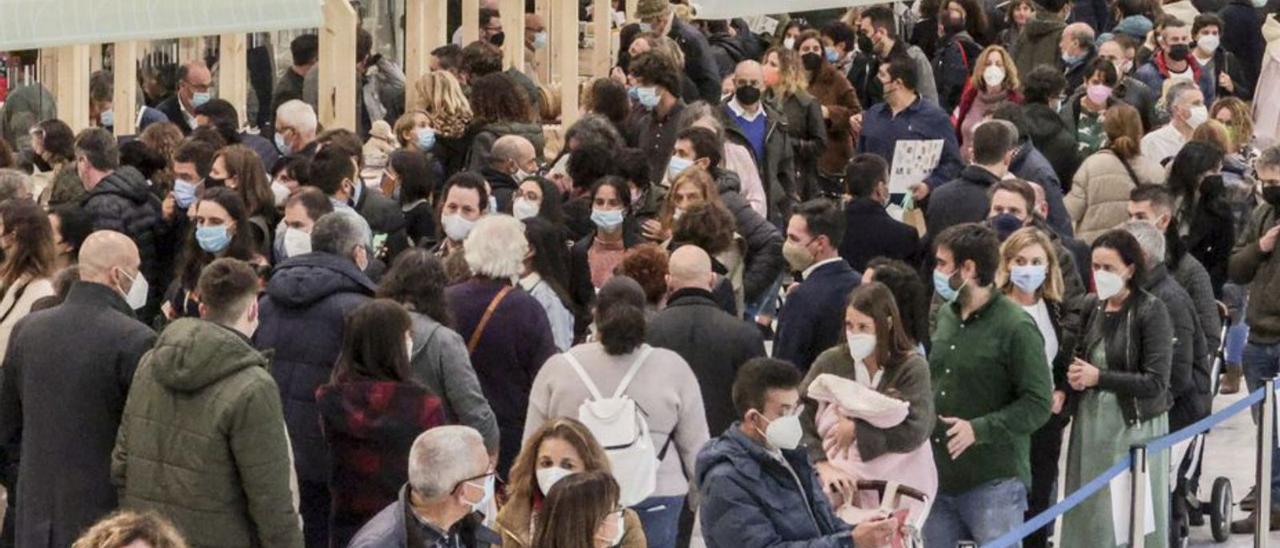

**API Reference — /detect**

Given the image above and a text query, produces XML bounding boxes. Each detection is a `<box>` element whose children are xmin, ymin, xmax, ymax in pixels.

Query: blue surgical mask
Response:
<box><xmin>638</xmin><ymin>22</ymin><xmax>653</xmax><ymax>32</ymax></box>
<box><xmin>274</xmin><ymin>133</ymin><xmax>292</xmax><ymax>155</ymax></box>
<box><xmin>191</xmin><ymin>92</ymin><xmax>212</xmax><ymax>108</ymax></box>
<box><xmin>416</xmin><ymin>128</ymin><xmax>437</xmax><ymax>151</ymax></box>
<box><xmin>667</xmin><ymin>155</ymin><xmax>693</xmax><ymax>180</ymax></box>
<box><xmin>628</xmin><ymin>86</ymin><xmax>641</xmax><ymax>102</ymax></box>
<box><xmin>1060</xmin><ymin>51</ymin><xmax>1085</xmax><ymax>66</ymax></box>
<box><xmin>591</xmin><ymin>208</ymin><xmax>626</xmax><ymax>232</ymax></box>
<box><xmin>196</xmin><ymin>225</ymin><xmax>232</xmax><ymax>254</ymax></box>
<box><xmin>100</xmin><ymin>109</ymin><xmax>115</xmax><ymax>128</ymax></box>
<box><xmin>172</xmin><ymin>178</ymin><xmax>198</xmax><ymax>209</ymax></box>
<box><xmin>933</xmin><ymin>268</ymin><xmax>965</xmax><ymax>303</ymax></box>
<box><xmin>532</xmin><ymin>32</ymin><xmax>549</xmax><ymax>50</ymax></box>
<box><xmin>635</xmin><ymin>86</ymin><xmax>660</xmax><ymax>109</ymax></box>
<box><xmin>488</xmin><ymin>195</ymin><xmax>499</xmax><ymax>214</ymax></box>
<box><xmin>1010</xmin><ymin>264</ymin><xmax>1047</xmax><ymax>294</ymax></box>
<box><xmin>826</xmin><ymin>48</ymin><xmax>839</xmax><ymax>63</ymax></box>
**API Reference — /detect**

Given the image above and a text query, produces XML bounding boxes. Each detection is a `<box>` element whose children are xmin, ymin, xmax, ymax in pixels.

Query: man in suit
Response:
<box><xmin>774</xmin><ymin>199</ymin><xmax>861</xmax><ymax>372</ymax></box>
<box><xmin>156</xmin><ymin>60</ymin><xmax>213</xmax><ymax>135</ymax></box>
<box><xmin>838</xmin><ymin>153</ymin><xmax>920</xmax><ymax>272</ymax></box>
<box><xmin>0</xmin><ymin>231</ymin><xmax>157</xmax><ymax>548</ymax></box>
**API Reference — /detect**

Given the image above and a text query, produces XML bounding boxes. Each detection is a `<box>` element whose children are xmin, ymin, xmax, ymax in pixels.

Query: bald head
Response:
<box><xmin>1059</xmin><ymin>23</ymin><xmax>1095</xmax><ymax>58</ymax></box>
<box><xmin>179</xmin><ymin>61</ymin><xmax>213</xmax><ymax>112</ymax></box>
<box><xmin>78</xmin><ymin>231</ymin><xmax>141</xmax><ymax>295</ymax></box>
<box><xmin>735</xmin><ymin>60</ymin><xmax>763</xmax><ymax>83</ymax></box>
<box><xmin>490</xmin><ymin>135</ymin><xmax>537</xmax><ymax>176</ymax></box>
<box><xmin>667</xmin><ymin>245</ymin><xmax>716</xmax><ymax>292</ymax></box>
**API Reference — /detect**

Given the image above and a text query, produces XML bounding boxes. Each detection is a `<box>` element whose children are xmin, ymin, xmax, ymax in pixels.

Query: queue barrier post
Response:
<box><xmin>1129</xmin><ymin>445</ymin><xmax>1148</xmax><ymax>548</ymax></box>
<box><xmin>1257</xmin><ymin>378</ymin><xmax>1275</xmax><ymax>547</ymax></box>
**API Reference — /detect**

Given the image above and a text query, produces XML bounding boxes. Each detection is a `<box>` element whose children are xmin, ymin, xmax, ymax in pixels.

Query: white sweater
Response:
<box><xmin>0</xmin><ymin>276</ymin><xmax>54</xmax><ymax>363</ymax></box>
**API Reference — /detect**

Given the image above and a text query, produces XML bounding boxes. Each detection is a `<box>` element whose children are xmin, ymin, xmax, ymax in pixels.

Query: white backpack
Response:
<box><xmin>562</xmin><ymin>345</ymin><xmax>659</xmax><ymax>507</ymax></box>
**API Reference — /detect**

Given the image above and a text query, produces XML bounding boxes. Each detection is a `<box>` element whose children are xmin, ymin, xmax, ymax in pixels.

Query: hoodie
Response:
<box><xmin>1013</xmin><ymin>14</ymin><xmax>1067</xmax><ymax>78</ymax></box>
<box><xmin>695</xmin><ymin>425</ymin><xmax>852</xmax><ymax>548</ymax></box>
<box><xmin>113</xmin><ymin>318</ymin><xmax>303</xmax><ymax>548</ymax></box>
<box><xmin>256</xmin><ymin>252</ymin><xmax>376</xmax><ymax>483</ymax></box>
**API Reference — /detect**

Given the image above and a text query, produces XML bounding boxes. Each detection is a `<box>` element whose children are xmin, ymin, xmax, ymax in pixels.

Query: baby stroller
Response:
<box><xmin>1174</xmin><ymin>302</ymin><xmax>1234</xmax><ymax>545</ymax></box>
<box><xmin>835</xmin><ymin>480</ymin><xmax>931</xmax><ymax>548</ymax></box>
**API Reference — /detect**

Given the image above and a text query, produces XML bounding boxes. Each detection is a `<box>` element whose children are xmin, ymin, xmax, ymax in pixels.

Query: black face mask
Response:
<box><xmin>943</xmin><ymin>14</ymin><xmax>967</xmax><ymax>34</ymax></box>
<box><xmin>489</xmin><ymin>31</ymin><xmax>506</xmax><ymax>47</ymax></box>
<box><xmin>856</xmin><ymin>32</ymin><xmax>875</xmax><ymax>54</ymax></box>
<box><xmin>1168</xmin><ymin>43</ymin><xmax>1190</xmax><ymax>61</ymax></box>
<box><xmin>1201</xmin><ymin>173</ymin><xmax>1224</xmax><ymax>191</ymax></box>
<box><xmin>801</xmin><ymin>52</ymin><xmax>823</xmax><ymax>72</ymax></box>
<box><xmin>1263</xmin><ymin>186</ymin><xmax>1280</xmax><ymax>207</ymax></box>
<box><xmin>205</xmin><ymin>176</ymin><xmax>226</xmax><ymax>188</ymax></box>
<box><xmin>735</xmin><ymin>85</ymin><xmax>761</xmax><ymax>105</ymax></box>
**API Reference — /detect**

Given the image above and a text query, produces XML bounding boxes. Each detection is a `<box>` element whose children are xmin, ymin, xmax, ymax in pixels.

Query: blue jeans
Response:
<box><xmin>634</xmin><ymin>495</ymin><xmax>685</xmax><ymax>548</ymax></box>
<box><xmin>923</xmin><ymin>478</ymin><xmax>1028</xmax><ymax>547</ymax></box>
<box><xmin>1243</xmin><ymin>342</ymin><xmax>1280</xmax><ymax>500</ymax></box>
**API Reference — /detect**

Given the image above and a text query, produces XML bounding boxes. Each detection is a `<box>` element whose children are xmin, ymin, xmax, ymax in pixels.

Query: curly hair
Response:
<box><xmin>672</xmin><ymin>201</ymin><xmax>737</xmax><ymax>256</ymax></box>
<box><xmin>616</xmin><ymin>244</ymin><xmax>669</xmax><ymax>307</ymax></box>
<box><xmin>72</xmin><ymin>511</ymin><xmax>188</xmax><ymax>548</ymax></box>
<box><xmin>413</xmin><ymin>70</ymin><xmax>472</xmax><ymax>138</ymax></box>
<box><xmin>1209</xmin><ymin>96</ymin><xmax>1253</xmax><ymax>154</ymax></box>
<box><xmin>377</xmin><ymin>248</ymin><xmax>453</xmax><ymax>327</ymax></box>
<box><xmin>628</xmin><ymin>52</ymin><xmax>682</xmax><ymax>97</ymax></box>
<box><xmin>468</xmin><ymin>73</ymin><xmax>534</xmax><ymax>126</ymax></box>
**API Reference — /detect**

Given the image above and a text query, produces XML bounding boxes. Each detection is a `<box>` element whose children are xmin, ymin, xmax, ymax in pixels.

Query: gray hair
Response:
<box><xmin>74</xmin><ymin>128</ymin><xmax>120</xmax><ymax>171</ymax></box>
<box><xmin>564</xmin><ymin>114</ymin><xmax>623</xmax><ymax>151</ymax></box>
<box><xmin>677</xmin><ymin>102</ymin><xmax>726</xmax><ymax>142</ymax></box>
<box><xmin>276</xmin><ymin>99</ymin><xmax>318</xmax><ymax>137</ymax></box>
<box><xmin>0</xmin><ymin>169</ymin><xmax>32</xmax><ymax>202</ymax></box>
<box><xmin>1257</xmin><ymin>145</ymin><xmax>1280</xmax><ymax>172</ymax></box>
<box><xmin>464</xmin><ymin>215</ymin><xmax>529</xmax><ymax>279</ymax></box>
<box><xmin>408</xmin><ymin>426</ymin><xmax>486</xmax><ymax>499</ymax></box>
<box><xmin>1164</xmin><ymin>81</ymin><xmax>1200</xmax><ymax>115</ymax></box>
<box><xmin>311</xmin><ymin>209</ymin><xmax>372</xmax><ymax>259</ymax></box>
<box><xmin>1122</xmin><ymin>220</ymin><xmax>1166</xmax><ymax>265</ymax></box>
<box><xmin>1065</xmin><ymin>23</ymin><xmax>1096</xmax><ymax>49</ymax></box>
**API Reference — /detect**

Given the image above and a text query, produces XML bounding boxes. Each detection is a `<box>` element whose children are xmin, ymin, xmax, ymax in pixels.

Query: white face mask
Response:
<box><xmin>535</xmin><ymin>466</ymin><xmax>575</xmax><ymax>494</ymax></box>
<box><xmin>1094</xmin><ymin>269</ymin><xmax>1126</xmax><ymax>300</ymax></box>
<box><xmin>270</xmin><ymin>179</ymin><xmax>291</xmax><ymax>207</ymax></box>
<box><xmin>784</xmin><ymin>37</ymin><xmax>796</xmax><ymax>49</ymax></box>
<box><xmin>119</xmin><ymin>268</ymin><xmax>149</xmax><ymax>310</ymax></box>
<box><xmin>463</xmin><ymin>474</ymin><xmax>495</xmax><ymax>512</ymax></box>
<box><xmin>755</xmin><ymin>409</ymin><xmax>803</xmax><ymax>450</ymax></box>
<box><xmin>982</xmin><ymin>65</ymin><xmax>1006</xmax><ymax>88</ymax></box>
<box><xmin>283</xmin><ymin>227</ymin><xmax>312</xmax><ymax>258</ymax></box>
<box><xmin>1197</xmin><ymin>34</ymin><xmax>1220</xmax><ymax>55</ymax></box>
<box><xmin>405</xmin><ymin>335</ymin><xmax>415</xmax><ymax>363</ymax></box>
<box><xmin>1185</xmin><ymin>105</ymin><xmax>1209</xmax><ymax>129</ymax></box>
<box><xmin>846</xmin><ymin>332</ymin><xmax>877</xmax><ymax>362</ymax></box>
<box><xmin>513</xmin><ymin>197</ymin><xmax>540</xmax><ymax>220</ymax></box>
<box><xmin>442</xmin><ymin>213</ymin><xmax>477</xmax><ymax>242</ymax></box>
<box><xmin>597</xmin><ymin>513</ymin><xmax>625</xmax><ymax>546</ymax></box>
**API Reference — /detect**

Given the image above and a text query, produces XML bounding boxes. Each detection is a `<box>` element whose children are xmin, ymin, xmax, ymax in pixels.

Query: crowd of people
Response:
<box><xmin>0</xmin><ymin>0</ymin><xmax>1277</xmax><ymax>546</ymax></box>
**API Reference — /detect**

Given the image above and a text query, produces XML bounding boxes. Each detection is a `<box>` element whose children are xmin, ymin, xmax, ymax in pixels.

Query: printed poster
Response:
<box><xmin>888</xmin><ymin>139</ymin><xmax>944</xmax><ymax>194</ymax></box>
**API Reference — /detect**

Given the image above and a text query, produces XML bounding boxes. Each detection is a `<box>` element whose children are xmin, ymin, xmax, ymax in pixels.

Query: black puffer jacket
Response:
<box><xmin>713</xmin><ymin>168</ymin><xmax>784</xmax><ymax>304</ymax></box>
<box><xmin>1076</xmin><ymin>290</ymin><xmax>1173</xmax><ymax>425</ymax></box>
<box><xmin>82</xmin><ymin>166</ymin><xmax>164</xmax><ymax>290</ymax></box>
<box><xmin>1022</xmin><ymin>103</ymin><xmax>1081</xmax><ymax>188</ymax></box>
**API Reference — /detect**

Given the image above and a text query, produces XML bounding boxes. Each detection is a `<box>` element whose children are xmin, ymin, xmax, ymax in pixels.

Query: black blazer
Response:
<box><xmin>838</xmin><ymin>197</ymin><xmax>920</xmax><ymax>272</ymax></box>
<box><xmin>155</xmin><ymin>95</ymin><xmax>194</xmax><ymax>135</ymax></box>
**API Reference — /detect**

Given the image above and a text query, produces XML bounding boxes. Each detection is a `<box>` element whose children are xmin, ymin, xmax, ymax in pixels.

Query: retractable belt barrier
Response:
<box><xmin>983</xmin><ymin>385</ymin><xmax>1271</xmax><ymax>548</ymax></box>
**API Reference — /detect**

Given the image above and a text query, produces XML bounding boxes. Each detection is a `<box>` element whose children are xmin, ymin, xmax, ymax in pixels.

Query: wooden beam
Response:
<box><xmin>591</xmin><ymin>0</ymin><xmax>610</xmax><ymax>78</ymax></box>
<box><xmin>555</xmin><ymin>0</ymin><xmax>578</xmax><ymax>127</ymax></box>
<box><xmin>462</xmin><ymin>0</ymin><xmax>480</xmax><ymax>46</ymax></box>
<box><xmin>405</xmin><ymin>0</ymin><xmax>427</xmax><ymax>109</ymax></box>
<box><xmin>55</xmin><ymin>45</ymin><xmax>92</xmax><ymax>134</ymax></box>
<box><xmin>112</xmin><ymin>41</ymin><xmax>139</xmax><ymax>138</ymax></box>
<box><xmin>218</xmin><ymin>33</ymin><xmax>248</xmax><ymax>127</ymax></box>
<box><xmin>501</xmin><ymin>0</ymin><xmax>524</xmax><ymax>71</ymax></box>
<box><xmin>535</xmin><ymin>0</ymin><xmax>551</xmax><ymax>83</ymax></box>
<box><xmin>626</xmin><ymin>0</ymin><xmax>637</xmax><ymax>21</ymax></box>
<box><xmin>319</xmin><ymin>0</ymin><xmax>358</xmax><ymax>131</ymax></box>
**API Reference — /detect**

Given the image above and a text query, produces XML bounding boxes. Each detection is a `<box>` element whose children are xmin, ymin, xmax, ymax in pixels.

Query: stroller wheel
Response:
<box><xmin>1210</xmin><ymin>477</ymin><xmax>1233</xmax><ymax>542</ymax></box>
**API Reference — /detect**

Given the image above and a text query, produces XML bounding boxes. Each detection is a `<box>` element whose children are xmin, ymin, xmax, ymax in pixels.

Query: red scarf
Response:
<box><xmin>1153</xmin><ymin>50</ymin><xmax>1203</xmax><ymax>83</ymax></box>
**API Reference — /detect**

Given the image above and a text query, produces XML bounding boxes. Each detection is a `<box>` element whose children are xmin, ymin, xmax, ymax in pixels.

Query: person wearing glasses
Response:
<box><xmin>531</xmin><ymin>471</ymin><xmax>632</xmax><ymax>548</ymax></box>
<box><xmin>348</xmin><ymin>426</ymin><xmax>501</xmax><ymax>548</ymax></box>
<box><xmin>155</xmin><ymin>60</ymin><xmax>214</xmax><ymax>135</ymax></box>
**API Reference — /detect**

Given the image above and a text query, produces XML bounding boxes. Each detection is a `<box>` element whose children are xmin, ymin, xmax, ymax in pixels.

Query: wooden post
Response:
<box><xmin>178</xmin><ymin>37</ymin><xmax>204</xmax><ymax>63</ymax></box>
<box><xmin>555</xmin><ymin>0</ymin><xmax>578</xmax><ymax>126</ymax></box>
<box><xmin>37</xmin><ymin>49</ymin><xmax>58</xmax><ymax>97</ymax></box>
<box><xmin>218</xmin><ymin>33</ymin><xmax>248</xmax><ymax>127</ymax></box>
<box><xmin>405</xmin><ymin>0</ymin><xmax>427</xmax><ymax>109</ymax></box>
<box><xmin>626</xmin><ymin>0</ymin><xmax>638</xmax><ymax>21</ymax></box>
<box><xmin>501</xmin><ymin>0</ymin><xmax>525</xmax><ymax>71</ymax></box>
<box><xmin>591</xmin><ymin>0</ymin><xmax>610</xmax><ymax>78</ymax></box>
<box><xmin>112</xmin><ymin>41</ymin><xmax>139</xmax><ymax>138</ymax></box>
<box><xmin>535</xmin><ymin>0</ymin><xmax>552</xmax><ymax>83</ymax></box>
<box><xmin>320</xmin><ymin>0</ymin><xmax>359</xmax><ymax>131</ymax></box>
<box><xmin>462</xmin><ymin>0</ymin><xmax>480</xmax><ymax>46</ymax></box>
<box><xmin>90</xmin><ymin>45</ymin><xmax>104</xmax><ymax>74</ymax></box>
<box><xmin>55</xmin><ymin>45</ymin><xmax>92</xmax><ymax>133</ymax></box>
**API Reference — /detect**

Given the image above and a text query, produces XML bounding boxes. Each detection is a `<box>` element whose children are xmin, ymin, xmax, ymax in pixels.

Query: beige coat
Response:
<box><xmin>0</xmin><ymin>276</ymin><xmax>53</xmax><ymax>363</ymax></box>
<box><xmin>495</xmin><ymin>499</ymin><xmax>646</xmax><ymax>548</ymax></box>
<box><xmin>1066</xmin><ymin>150</ymin><xmax>1166</xmax><ymax>243</ymax></box>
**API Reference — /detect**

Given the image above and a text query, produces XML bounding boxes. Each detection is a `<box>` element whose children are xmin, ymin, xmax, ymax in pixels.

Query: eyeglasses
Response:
<box><xmin>454</xmin><ymin>470</ymin><xmax>499</xmax><ymax>491</ymax></box>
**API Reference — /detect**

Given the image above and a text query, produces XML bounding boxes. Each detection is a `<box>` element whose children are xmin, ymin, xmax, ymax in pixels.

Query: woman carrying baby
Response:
<box><xmin>798</xmin><ymin>282</ymin><xmax>936</xmax><ymax>524</ymax></box>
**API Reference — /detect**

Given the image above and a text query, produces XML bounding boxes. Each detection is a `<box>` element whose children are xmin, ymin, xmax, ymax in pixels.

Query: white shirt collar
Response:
<box><xmin>727</xmin><ymin>99</ymin><xmax>765</xmax><ymax>122</ymax></box>
<box><xmin>802</xmin><ymin>257</ymin><xmax>844</xmax><ymax>280</ymax></box>
<box><xmin>854</xmin><ymin>360</ymin><xmax>883</xmax><ymax>388</ymax></box>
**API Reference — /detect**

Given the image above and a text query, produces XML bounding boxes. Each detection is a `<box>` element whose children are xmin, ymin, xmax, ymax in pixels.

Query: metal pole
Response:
<box><xmin>1257</xmin><ymin>378</ymin><xmax>1275</xmax><ymax>547</ymax></box>
<box><xmin>1130</xmin><ymin>445</ymin><xmax>1148</xmax><ymax>548</ymax></box>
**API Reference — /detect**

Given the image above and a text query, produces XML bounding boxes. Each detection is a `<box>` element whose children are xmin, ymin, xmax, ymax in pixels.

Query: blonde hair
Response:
<box><xmin>997</xmin><ymin>227</ymin><xmax>1064</xmax><ymax>302</ymax></box>
<box><xmin>659</xmin><ymin>166</ymin><xmax>723</xmax><ymax>228</ymax></box>
<box><xmin>72</xmin><ymin>511</ymin><xmax>188</xmax><ymax>548</ymax></box>
<box><xmin>970</xmin><ymin>45</ymin><xmax>1021</xmax><ymax>93</ymax></box>
<box><xmin>1209</xmin><ymin>96</ymin><xmax>1253</xmax><ymax>153</ymax></box>
<box><xmin>765</xmin><ymin>47</ymin><xmax>808</xmax><ymax>100</ymax></box>
<box><xmin>393</xmin><ymin>110</ymin><xmax>431</xmax><ymax>148</ymax></box>
<box><xmin>538</xmin><ymin>83</ymin><xmax>562</xmax><ymax>123</ymax></box>
<box><xmin>1192</xmin><ymin>119</ymin><xmax>1233</xmax><ymax>155</ymax></box>
<box><xmin>412</xmin><ymin>70</ymin><xmax>473</xmax><ymax>138</ymax></box>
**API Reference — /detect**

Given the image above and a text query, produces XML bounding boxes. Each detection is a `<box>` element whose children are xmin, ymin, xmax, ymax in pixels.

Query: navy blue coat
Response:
<box><xmin>1219</xmin><ymin>0</ymin><xmax>1265</xmax><ymax>88</ymax></box>
<box><xmin>1010</xmin><ymin>142</ymin><xmax>1075</xmax><ymax>238</ymax></box>
<box><xmin>838</xmin><ymin>197</ymin><xmax>920</xmax><ymax>272</ymax></box>
<box><xmin>775</xmin><ymin>260</ymin><xmax>861</xmax><ymax>372</ymax></box>
<box><xmin>857</xmin><ymin>98</ymin><xmax>962</xmax><ymax>190</ymax></box>
<box><xmin>254</xmin><ymin>252</ymin><xmax>376</xmax><ymax>483</ymax></box>
<box><xmin>696</xmin><ymin>425</ymin><xmax>853</xmax><ymax>548</ymax></box>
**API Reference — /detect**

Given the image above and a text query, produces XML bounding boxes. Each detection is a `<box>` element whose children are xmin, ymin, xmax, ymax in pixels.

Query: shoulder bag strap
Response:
<box><xmin>1113</xmin><ymin>151</ymin><xmax>1144</xmax><ymax>187</ymax></box>
<box><xmin>466</xmin><ymin>285</ymin><xmax>513</xmax><ymax>354</ymax></box>
<box><xmin>0</xmin><ymin>281</ymin><xmax>32</xmax><ymax>325</ymax></box>
<box><xmin>612</xmin><ymin>345</ymin><xmax>656</xmax><ymax>399</ymax></box>
<box><xmin>562</xmin><ymin>350</ymin><xmax>606</xmax><ymax>401</ymax></box>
